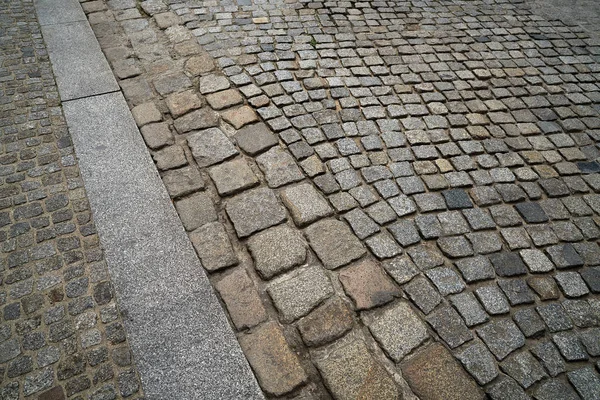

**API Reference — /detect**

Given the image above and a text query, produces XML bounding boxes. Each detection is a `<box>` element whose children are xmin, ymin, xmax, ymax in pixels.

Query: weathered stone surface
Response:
<box><xmin>268</xmin><ymin>265</ymin><xmax>334</xmax><ymax>322</ymax></box>
<box><xmin>161</xmin><ymin>166</ymin><xmax>205</xmax><ymax>198</ymax></box>
<box><xmin>173</xmin><ymin>108</ymin><xmax>219</xmax><ymax>133</ymax></box>
<box><xmin>567</xmin><ymin>367</ymin><xmax>600</xmax><ymax>400</ymax></box>
<box><xmin>208</xmin><ymin>158</ymin><xmax>259</xmax><ymax>196</ymax></box>
<box><xmin>477</xmin><ymin>319</ymin><xmax>525</xmax><ymax>360</ymax></box>
<box><xmin>487</xmin><ymin>376</ymin><xmax>529</xmax><ymax>400</ymax></box>
<box><xmin>500</xmin><ymin>351</ymin><xmax>547</xmax><ymax>388</ymax></box>
<box><xmin>199</xmin><ymin>74</ymin><xmax>230</xmax><ymax>94</ymax></box>
<box><xmin>206</xmin><ymin>89</ymin><xmax>243</xmax><ymax>110</ymax></box>
<box><xmin>426</xmin><ymin>306</ymin><xmax>473</xmax><ymax>348</ymax></box>
<box><xmin>363</xmin><ymin>302</ymin><xmax>428</xmax><ymax>362</ymax></box>
<box><xmin>235</xmin><ymin>123</ymin><xmax>279</xmax><ymax>156</ymax></box>
<box><xmin>297</xmin><ymin>297</ymin><xmax>354</xmax><ymax>347</ymax></box>
<box><xmin>187</xmin><ymin>128</ymin><xmax>238</xmax><ymax>167</ymax></box>
<box><xmin>304</xmin><ymin>219</ymin><xmax>366</xmax><ymax>269</ymax></box>
<box><xmin>214</xmin><ymin>268</ymin><xmax>267</xmax><ymax>329</ymax></box>
<box><xmin>534</xmin><ymin>379</ymin><xmax>580</xmax><ymax>400</ymax></box>
<box><xmin>403</xmin><ymin>275</ymin><xmax>442</xmax><ymax>315</ymax></box>
<box><xmin>174</xmin><ymin>191</ymin><xmax>217</xmax><ymax>231</ymax></box>
<box><xmin>165</xmin><ymin>90</ymin><xmax>202</xmax><ymax>118</ymax></box>
<box><xmin>280</xmin><ymin>183</ymin><xmax>334</xmax><ymax>227</ymax></box>
<box><xmin>401</xmin><ymin>344</ymin><xmax>484</xmax><ymax>400</ymax></box>
<box><xmin>140</xmin><ymin>122</ymin><xmax>173</xmax><ymax>149</ymax></box>
<box><xmin>184</xmin><ymin>53</ymin><xmax>214</xmax><ymax>75</ymax></box>
<box><xmin>225</xmin><ymin>187</ymin><xmax>287</xmax><ymax>238</ymax></box>
<box><xmin>456</xmin><ymin>342</ymin><xmax>499</xmax><ymax>385</ymax></box>
<box><xmin>131</xmin><ymin>102</ymin><xmax>161</xmax><ymax>127</ymax></box>
<box><xmin>239</xmin><ymin>322</ymin><xmax>307</xmax><ymax>396</ymax></box>
<box><xmin>339</xmin><ymin>260</ymin><xmax>400</xmax><ymax>310</ymax></box>
<box><xmin>222</xmin><ymin>106</ymin><xmax>259</xmax><ymax>129</ymax></box>
<box><xmin>256</xmin><ymin>147</ymin><xmax>304</xmax><ymax>188</ymax></box>
<box><xmin>247</xmin><ymin>224</ymin><xmax>307</xmax><ymax>279</ymax></box>
<box><xmin>315</xmin><ymin>339</ymin><xmax>400</xmax><ymax>400</ymax></box>
<box><xmin>152</xmin><ymin>145</ymin><xmax>187</xmax><ymax>170</ymax></box>
<box><xmin>189</xmin><ymin>222</ymin><xmax>238</xmax><ymax>271</ymax></box>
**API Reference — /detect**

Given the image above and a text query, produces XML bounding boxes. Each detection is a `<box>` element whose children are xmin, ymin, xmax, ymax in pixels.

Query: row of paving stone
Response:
<box><xmin>0</xmin><ymin>0</ymin><xmax>144</xmax><ymax>398</ymax></box>
<box><xmin>87</xmin><ymin>0</ymin><xmax>600</xmax><ymax>398</ymax></box>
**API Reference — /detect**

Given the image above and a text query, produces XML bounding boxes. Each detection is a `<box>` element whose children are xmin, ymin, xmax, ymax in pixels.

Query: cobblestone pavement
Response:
<box><xmin>0</xmin><ymin>0</ymin><xmax>143</xmax><ymax>398</ymax></box>
<box><xmin>531</xmin><ymin>0</ymin><xmax>600</xmax><ymax>39</ymax></box>
<box><xmin>85</xmin><ymin>0</ymin><xmax>600</xmax><ymax>398</ymax></box>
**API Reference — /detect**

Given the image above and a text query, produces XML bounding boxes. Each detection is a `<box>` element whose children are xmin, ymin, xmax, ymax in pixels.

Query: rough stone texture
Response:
<box><xmin>189</xmin><ymin>222</ymin><xmax>238</xmax><ymax>271</ymax></box>
<box><xmin>456</xmin><ymin>342</ymin><xmax>499</xmax><ymax>385</ymax></box>
<box><xmin>235</xmin><ymin>123</ymin><xmax>279</xmax><ymax>156</ymax></box>
<box><xmin>281</xmin><ymin>183</ymin><xmax>334</xmax><ymax>227</ymax></box>
<box><xmin>339</xmin><ymin>260</ymin><xmax>401</xmax><ymax>310</ymax></box>
<box><xmin>239</xmin><ymin>322</ymin><xmax>307</xmax><ymax>396</ymax></box>
<box><xmin>297</xmin><ymin>298</ymin><xmax>354</xmax><ymax>347</ymax></box>
<box><xmin>267</xmin><ymin>265</ymin><xmax>334</xmax><ymax>322</ymax></box>
<box><xmin>174</xmin><ymin>191</ymin><xmax>217</xmax><ymax>231</ymax></box>
<box><xmin>208</xmin><ymin>158</ymin><xmax>259</xmax><ymax>196</ymax></box>
<box><xmin>247</xmin><ymin>224</ymin><xmax>307</xmax><ymax>279</ymax></box>
<box><xmin>225</xmin><ymin>187</ymin><xmax>287</xmax><ymax>238</ymax></box>
<box><xmin>402</xmin><ymin>344</ymin><xmax>484</xmax><ymax>400</ymax></box>
<box><xmin>79</xmin><ymin>0</ymin><xmax>600</xmax><ymax>396</ymax></box>
<box><xmin>477</xmin><ymin>319</ymin><xmax>526</xmax><ymax>360</ymax></box>
<box><xmin>187</xmin><ymin>128</ymin><xmax>239</xmax><ymax>168</ymax></box>
<box><xmin>315</xmin><ymin>338</ymin><xmax>400</xmax><ymax>400</ymax></box>
<box><xmin>256</xmin><ymin>147</ymin><xmax>304</xmax><ymax>188</ymax></box>
<box><xmin>363</xmin><ymin>302</ymin><xmax>429</xmax><ymax>362</ymax></box>
<box><xmin>0</xmin><ymin>3</ymin><xmax>144</xmax><ymax>396</ymax></box>
<box><xmin>214</xmin><ymin>268</ymin><xmax>267</xmax><ymax>330</ymax></box>
<box><xmin>304</xmin><ymin>219</ymin><xmax>366</xmax><ymax>269</ymax></box>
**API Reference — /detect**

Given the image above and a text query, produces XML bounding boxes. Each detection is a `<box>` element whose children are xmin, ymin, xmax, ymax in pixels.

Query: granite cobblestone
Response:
<box><xmin>0</xmin><ymin>1</ymin><xmax>143</xmax><ymax>397</ymax></box>
<box><xmin>77</xmin><ymin>0</ymin><xmax>600</xmax><ymax>397</ymax></box>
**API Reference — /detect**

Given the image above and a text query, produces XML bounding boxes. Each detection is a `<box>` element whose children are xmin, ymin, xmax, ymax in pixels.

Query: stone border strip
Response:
<box><xmin>34</xmin><ymin>0</ymin><xmax>265</xmax><ymax>398</ymax></box>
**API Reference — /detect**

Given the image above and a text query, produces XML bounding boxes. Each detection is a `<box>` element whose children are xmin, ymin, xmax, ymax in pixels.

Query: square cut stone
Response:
<box><xmin>489</xmin><ymin>252</ymin><xmax>528</xmax><ymax>277</ymax></box>
<box><xmin>140</xmin><ymin>122</ymin><xmax>173</xmax><ymax>149</ymax></box>
<box><xmin>206</xmin><ymin>89</ymin><xmax>243</xmax><ymax>110</ymax></box>
<box><xmin>174</xmin><ymin>192</ymin><xmax>217</xmax><ymax>231</ymax></box>
<box><xmin>214</xmin><ymin>268</ymin><xmax>267</xmax><ymax>330</ymax></box>
<box><xmin>239</xmin><ymin>322</ymin><xmax>307</xmax><ymax>396</ymax></box>
<box><xmin>247</xmin><ymin>224</ymin><xmax>307</xmax><ymax>279</ymax></box>
<box><xmin>235</xmin><ymin>123</ymin><xmax>279</xmax><ymax>156</ymax></box>
<box><xmin>402</xmin><ymin>344</ymin><xmax>484</xmax><ymax>400</ymax></box>
<box><xmin>281</xmin><ymin>183</ymin><xmax>333</xmax><ymax>227</ymax></box>
<box><xmin>256</xmin><ymin>147</ymin><xmax>304</xmax><ymax>188</ymax></box>
<box><xmin>363</xmin><ymin>302</ymin><xmax>429</xmax><ymax>362</ymax></box>
<box><xmin>165</xmin><ymin>90</ymin><xmax>202</xmax><ymax>118</ymax></box>
<box><xmin>208</xmin><ymin>158</ymin><xmax>258</xmax><ymax>196</ymax></box>
<box><xmin>297</xmin><ymin>297</ymin><xmax>353</xmax><ymax>347</ymax></box>
<box><xmin>131</xmin><ymin>102</ymin><xmax>161</xmax><ymax>127</ymax></box>
<box><xmin>199</xmin><ymin>74</ymin><xmax>230</xmax><ymax>94</ymax></box>
<box><xmin>152</xmin><ymin>145</ymin><xmax>187</xmax><ymax>171</ymax></box>
<box><xmin>305</xmin><ymin>219</ymin><xmax>366</xmax><ymax>269</ymax></box>
<box><xmin>477</xmin><ymin>319</ymin><xmax>525</xmax><ymax>360</ymax></box>
<box><xmin>189</xmin><ymin>222</ymin><xmax>238</xmax><ymax>271</ymax></box>
<box><xmin>500</xmin><ymin>351</ymin><xmax>547</xmax><ymax>389</ymax></box>
<box><xmin>187</xmin><ymin>128</ymin><xmax>238</xmax><ymax>167</ymax></box>
<box><xmin>456</xmin><ymin>342</ymin><xmax>499</xmax><ymax>385</ymax></box>
<box><xmin>315</xmin><ymin>338</ymin><xmax>400</xmax><ymax>400</ymax></box>
<box><xmin>225</xmin><ymin>187</ymin><xmax>287</xmax><ymax>238</ymax></box>
<box><xmin>222</xmin><ymin>106</ymin><xmax>258</xmax><ymax>129</ymax></box>
<box><xmin>339</xmin><ymin>260</ymin><xmax>400</xmax><ymax>310</ymax></box>
<box><xmin>267</xmin><ymin>265</ymin><xmax>334</xmax><ymax>322</ymax></box>
<box><xmin>173</xmin><ymin>108</ymin><xmax>219</xmax><ymax>133</ymax></box>
<box><xmin>161</xmin><ymin>166</ymin><xmax>204</xmax><ymax>198</ymax></box>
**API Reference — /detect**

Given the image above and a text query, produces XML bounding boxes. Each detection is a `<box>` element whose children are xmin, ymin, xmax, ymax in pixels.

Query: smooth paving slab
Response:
<box><xmin>62</xmin><ymin>91</ymin><xmax>264</xmax><ymax>400</ymax></box>
<box><xmin>35</xmin><ymin>0</ymin><xmax>87</xmax><ymax>26</ymax></box>
<box><xmin>40</xmin><ymin>20</ymin><xmax>118</xmax><ymax>100</ymax></box>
